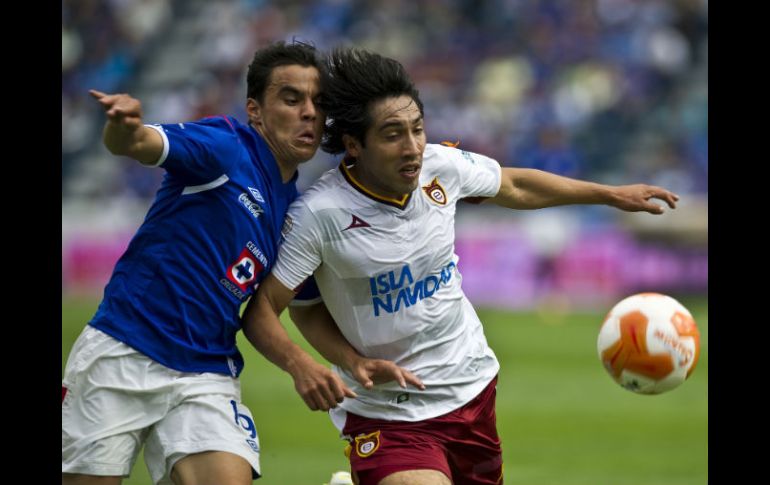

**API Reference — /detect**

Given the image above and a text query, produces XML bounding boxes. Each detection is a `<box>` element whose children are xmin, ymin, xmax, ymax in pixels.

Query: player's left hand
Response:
<box><xmin>611</xmin><ymin>184</ymin><xmax>679</xmax><ymax>214</ymax></box>
<box><xmin>349</xmin><ymin>357</ymin><xmax>426</xmax><ymax>391</ymax></box>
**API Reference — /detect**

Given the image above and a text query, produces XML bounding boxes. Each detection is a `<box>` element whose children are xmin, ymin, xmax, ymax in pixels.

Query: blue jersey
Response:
<box><xmin>89</xmin><ymin>116</ymin><xmax>301</xmax><ymax>377</ymax></box>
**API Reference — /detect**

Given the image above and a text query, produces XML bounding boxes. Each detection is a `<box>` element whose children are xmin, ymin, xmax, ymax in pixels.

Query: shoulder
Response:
<box><xmin>167</xmin><ymin>115</ymin><xmax>241</xmax><ymax>140</ymax></box>
<box><xmin>194</xmin><ymin>115</ymin><xmax>241</xmax><ymax>131</ymax></box>
<box><xmin>422</xmin><ymin>143</ymin><xmax>465</xmax><ymax>177</ymax></box>
<box><xmin>294</xmin><ymin>167</ymin><xmax>346</xmax><ymax>210</ymax></box>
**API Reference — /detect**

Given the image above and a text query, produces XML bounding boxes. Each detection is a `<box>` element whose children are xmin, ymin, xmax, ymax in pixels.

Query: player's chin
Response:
<box><xmin>295</xmin><ymin>145</ymin><xmax>320</xmax><ymax>163</ymax></box>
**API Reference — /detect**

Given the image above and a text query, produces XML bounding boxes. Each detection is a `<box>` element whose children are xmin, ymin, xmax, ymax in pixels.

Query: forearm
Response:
<box><xmin>491</xmin><ymin>168</ymin><xmax>616</xmax><ymax>210</ymax></box>
<box><xmin>244</xmin><ymin>277</ymin><xmax>359</xmax><ymax>410</ymax></box>
<box><xmin>289</xmin><ymin>305</ymin><xmax>361</xmax><ymax>370</ymax></box>
<box><xmin>242</xmin><ymin>294</ymin><xmax>315</xmax><ymax>378</ymax></box>
<box><xmin>102</xmin><ymin>122</ymin><xmax>163</xmax><ymax>165</ymax></box>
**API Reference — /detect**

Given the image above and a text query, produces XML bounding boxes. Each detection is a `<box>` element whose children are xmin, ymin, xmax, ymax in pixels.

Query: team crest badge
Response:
<box><xmin>226</xmin><ymin>247</ymin><xmax>264</xmax><ymax>291</ymax></box>
<box><xmin>354</xmin><ymin>431</ymin><xmax>381</xmax><ymax>458</ymax></box>
<box><xmin>422</xmin><ymin>177</ymin><xmax>447</xmax><ymax>205</ymax></box>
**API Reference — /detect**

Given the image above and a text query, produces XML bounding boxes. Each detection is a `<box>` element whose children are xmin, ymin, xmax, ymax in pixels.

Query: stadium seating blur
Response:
<box><xmin>62</xmin><ymin>0</ymin><xmax>707</xmax><ymax>305</ymax></box>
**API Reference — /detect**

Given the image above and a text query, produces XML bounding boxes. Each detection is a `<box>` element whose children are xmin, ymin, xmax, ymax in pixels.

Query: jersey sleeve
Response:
<box><xmin>149</xmin><ymin>116</ymin><xmax>241</xmax><ymax>184</ymax></box>
<box><xmin>271</xmin><ymin>198</ymin><xmax>324</xmax><ymax>293</ymax></box>
<box><xmin>288</xmin><ymin>275</ymin><xmax>323</xmax><ymax>307</ymax></box>
<box><xmin>435</xmin><ymin>144</ymin><xmax>502</xmax><ymax>199</ymax></box>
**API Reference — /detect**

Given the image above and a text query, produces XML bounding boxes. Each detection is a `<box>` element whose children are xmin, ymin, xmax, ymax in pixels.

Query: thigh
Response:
<box><xmin>145</xmin><ymin>378</ymin><xmax>260</xmax><ymax>485</ymax></box>
<box><xmin>61</xmin><ymin>474</ymin><xmax>123</xmax><ymax>485</ymax></box>
<box><xmin>170</xmin><ymin>451</ymin><xmax>252</xmax><ymax>485</ymax></box>
<box><xmin>62</xmin><ymin>327</ymin><xmax>163</xmax><ymax>477</ymax></box>
<box><xmin>445</xmin><ymin>378</ymin><xmax>503</xmax><ymax>484</ymax></box>
<box><xmin>342</xmin><ymin>414</ymin><xmax>452</xmax><ymax>485</ymax></box>
<box><xmin>377</xmin><ymin>469</ymin><xmax>452</xmax><ymax>485</ymax></box>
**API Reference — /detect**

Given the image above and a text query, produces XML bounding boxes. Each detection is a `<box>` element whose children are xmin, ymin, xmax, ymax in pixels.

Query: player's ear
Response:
<box><xmin>343</xmin><ymin>134</ymin><xmax>361</xmax><ymax>158</ymax></box>
<box><xmin>246</xmin><ymin>98</ymin><xmax>262</xmax><ymax>127</ymax></box>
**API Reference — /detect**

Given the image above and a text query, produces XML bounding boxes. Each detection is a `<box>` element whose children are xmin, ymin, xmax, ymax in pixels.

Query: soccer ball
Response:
<box><xmin>597</xmin><ymin>293</ymin><xmax>701</xmax><ymax>394</ymax></box>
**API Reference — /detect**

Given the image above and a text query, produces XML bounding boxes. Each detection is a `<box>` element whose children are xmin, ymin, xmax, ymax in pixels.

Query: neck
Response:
<box><xmin>348</xmin><ymin>164</ymin><xmax>408</xmax><ymax>200</ymax></box>
<box><xmin>252</xmin><ymin>122</ymin><xmax>298</xmax><ymax>183</ymax></box>
<box><xmin>274</xmin><ymin>157</ymin><xmax>299</xmax><ymax>183</ymax></box>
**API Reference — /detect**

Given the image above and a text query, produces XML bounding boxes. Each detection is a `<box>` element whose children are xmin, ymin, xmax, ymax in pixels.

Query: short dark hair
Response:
<box><xmin>246</xmin><ymin>40</ymin><xmax>322</xmax><ymax>103</ymax></box>
<box><xmin>319</xmin><ymin>47</ymin><xmax>424</xmax><ymax>154</ymax></box>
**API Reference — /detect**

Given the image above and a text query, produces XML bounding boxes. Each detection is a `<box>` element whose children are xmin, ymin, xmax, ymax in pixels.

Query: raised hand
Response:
<box><xmin>349</xmin><ymin>357</ymin><xmax>425</xmax><ymax>391</ymax></box>
<box><xmin>90</xmin><ymin>89</ymin><xmax>146</xmax><ymax>135</ymax></box>
<box><xmin>88</xmin><ymin>89</ymin><xmax>162</xmax><ymax>163</ymax></box>
<box><xmin>611</xmin><ymin>184</ymin><xmax>679</xmax><ymax>214</ymax></box>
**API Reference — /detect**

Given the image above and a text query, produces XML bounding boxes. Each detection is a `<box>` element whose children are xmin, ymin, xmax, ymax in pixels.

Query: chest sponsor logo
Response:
<box><xmin>369</xmin><ymin>262</ymin><xmax>456</xmax><ymax>316</ymax></box>
<box><xmin>422</xmin><ymin>177</ymin><xmax>447</xmax><ymax>205</ymax></box>
<box><xmin>238</xmin><ymin>193</ymin><xmax>264</xmax><ymax>219</ymax></box>
<box><xmin>354</xmin><ymin>431</ymin><xmax>381</xmax><ymax>458</ymax></box>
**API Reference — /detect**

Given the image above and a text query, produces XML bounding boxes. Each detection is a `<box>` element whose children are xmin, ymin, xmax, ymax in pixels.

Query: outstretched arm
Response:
<box><xmin>486</xmin><ymin>167</ymin><xmax>679</xmax><ymax>214</ymax></box>
<box><xmin>89</xmin><ymin>89</ymin><xmax>163</xmax><ymax>165</ymax></box>
<box><xmin>289</xmin><ymin>302</ymin><xmax>424</xmax><ymax>391</ymax></box>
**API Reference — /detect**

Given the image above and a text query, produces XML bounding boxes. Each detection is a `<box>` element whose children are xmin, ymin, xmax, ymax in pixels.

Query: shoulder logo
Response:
<box><xmin>422</xmin><ymin>177</ymin><xmax>447</xmax><ymax>205</ymax></box>
<box><xmin>343</xmin><ymin>214</ymin><xmax>371</xmax><ymax>231</ymax></box>
<box><xmin>440</xmin><ymin>140</ymin><xmax>460</xmax><ymax>148</ymax></box>
<box><xmin>354</xmin><ymin>431</ymin><xmax>381</xmax><ymax>458</ymax></box>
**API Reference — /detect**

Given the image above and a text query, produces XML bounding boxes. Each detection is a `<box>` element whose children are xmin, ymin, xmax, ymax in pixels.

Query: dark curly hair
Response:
<box><xmin>319</xmin><ymin>47</ymin><xmax>424</xmax><ymax>154</ymax></box>
<box><xmin>246</xmin><ymin>40</ymin><xmax>323</xmax><ymax>103</ymax></box>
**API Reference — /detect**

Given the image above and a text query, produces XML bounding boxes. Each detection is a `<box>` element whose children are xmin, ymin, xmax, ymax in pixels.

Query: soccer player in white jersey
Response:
<box><xmin>243</xmin><ymin>47</ymin><xmax>679</xmax><ymax>485</ymax></box>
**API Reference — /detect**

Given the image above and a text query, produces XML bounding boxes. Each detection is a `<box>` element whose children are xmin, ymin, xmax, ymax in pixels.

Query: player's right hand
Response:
<box><xmin>292</xmin><ymin>357</ymin><xmax>357</xmax><ymax>412</ymax></box>
<box><xmin>89</xmin><ymin>89</ymin><xmax>144</xmax><ymax>131</ymax></box>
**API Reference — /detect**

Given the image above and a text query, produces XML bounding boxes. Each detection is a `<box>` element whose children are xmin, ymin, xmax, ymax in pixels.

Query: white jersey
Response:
<box><xmin>273</xmin><ymin>143</ymin><xmax>502</xmax><ymax>421</ymax></box>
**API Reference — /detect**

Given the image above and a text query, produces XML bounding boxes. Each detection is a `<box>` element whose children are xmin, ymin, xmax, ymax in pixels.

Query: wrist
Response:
<box><xmin>285</xmin><ymin>347</ymin><xmax>313</xmax><ymax>377</ymax></box>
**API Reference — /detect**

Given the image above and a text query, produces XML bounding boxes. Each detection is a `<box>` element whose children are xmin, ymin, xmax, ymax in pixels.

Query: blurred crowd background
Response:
<box><xmin>62</xmin><ymin>0</ymin><xmax>708</xmax><ymax>308</ymax></box>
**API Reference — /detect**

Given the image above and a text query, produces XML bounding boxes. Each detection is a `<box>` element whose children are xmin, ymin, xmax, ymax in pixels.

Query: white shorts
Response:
<box><xmin>62</xmin><ymin>326</ymin><xmax>261</xmax><ymax>484</ymax></box>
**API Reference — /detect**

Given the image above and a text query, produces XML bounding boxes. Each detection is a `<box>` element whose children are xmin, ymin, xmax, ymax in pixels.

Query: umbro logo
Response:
<box><xmin>248</xmin><ymin>187</ymin><xmax>265</xmax><ymax>203</ymax></box>
<box><xmin>343</xmin><ymin>214</ymin><xmax>371</xmax><ymax>231</ymax></box>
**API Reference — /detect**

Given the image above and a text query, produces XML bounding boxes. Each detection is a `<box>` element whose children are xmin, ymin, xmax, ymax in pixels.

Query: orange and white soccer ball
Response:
<box><xmin>597</xmin><ymin>293</ymin><xmax>701</xmax><ymax>394</ymax></box>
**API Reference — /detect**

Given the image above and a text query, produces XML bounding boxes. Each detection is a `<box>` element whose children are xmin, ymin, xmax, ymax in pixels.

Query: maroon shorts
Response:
<box><xmin>342</xmin><ymin>376</ymin><xmax>503</xmax><ymax>485</ymax></box>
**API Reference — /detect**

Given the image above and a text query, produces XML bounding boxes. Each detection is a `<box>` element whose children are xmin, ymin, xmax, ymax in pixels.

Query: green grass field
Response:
<box><xmin>62</xmin><ymin>296</ymin><xmax>707</xmax><ymax>485</ymax></box>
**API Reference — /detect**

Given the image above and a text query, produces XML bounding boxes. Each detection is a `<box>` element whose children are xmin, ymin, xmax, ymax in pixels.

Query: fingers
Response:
<box><xmin>663</xmin><ymin>191</ymin><xmax>680</xmax><ymax>209</ymax></box>
<box><xmin>342</xmin><ymin>384</ymin><xmax>358</xmax><ymax>399</ymax></box>
<box><xmin>634</xmin><ymin>186</ymin><xmax>679</xmax><ymax>214</ymax></box>
<box><xmin>329</xmin><ymin>375</ymin><xmax>357</xmax><ymax>401</ymax></box>
<box><xmin>298</xmin><ymin>373</ymin><xmax>356</xmax><ymax>412</ymax></box>
<box><xmin>89</xmin><ymin>90</ymin><xmax>142</xmax><ymax>122</ymax></box>
<box><xmin>400</xmin><ymin>368</ymin><xmax>426</xmax><ymax>390</ymax></box>
<box><xmin>352</xmin><ymin>366</ymin><xmax>375</xmax><ymax>389</ymax></box>
<box><xmin>647</xmin><ymin>204</ymin><xmax>664</xmax><ymax>215</ymax></box>
<box><xmin>358</xmin><ymin>359</ymin><xmax>426</xmax><ymax>390</ymax></box>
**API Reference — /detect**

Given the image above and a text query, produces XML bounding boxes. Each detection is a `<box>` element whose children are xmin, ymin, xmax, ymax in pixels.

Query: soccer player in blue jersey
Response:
<box><xmin>62</xmin><ymin>41</ymin><xmax>419</xmax><ymax>485</ymax></box>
